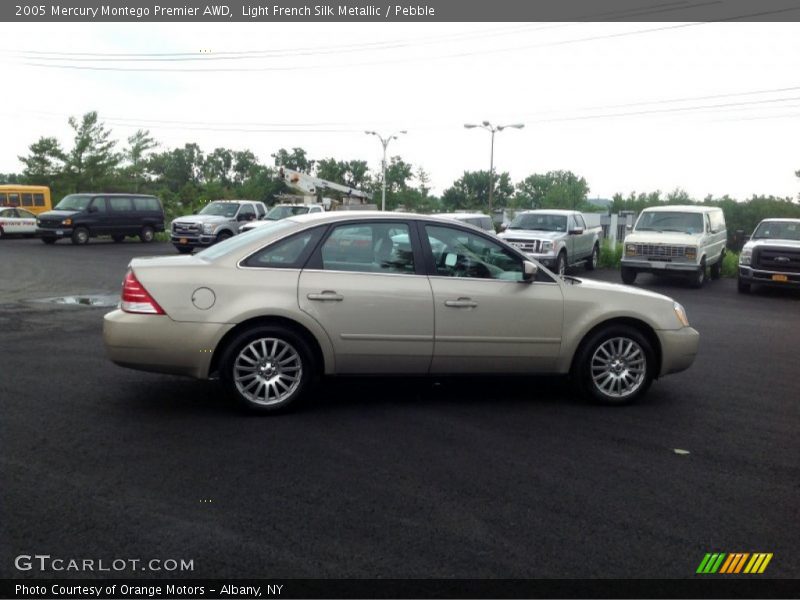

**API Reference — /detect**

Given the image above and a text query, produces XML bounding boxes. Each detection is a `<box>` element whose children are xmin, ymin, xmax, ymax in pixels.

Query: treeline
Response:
<box><xmin>2</xmin><ymin>111</ymin><xmax>799</xmax><ymax>235</ymax></box>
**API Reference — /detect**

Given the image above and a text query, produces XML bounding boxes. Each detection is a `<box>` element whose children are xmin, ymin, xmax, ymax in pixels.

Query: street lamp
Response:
<box><xmin>464</xmin><ymin>121</ymin><xmax>524</xmax><ymax>216</ymax></box>
<box><xmin>365</xmin><ymin>130</ymin><xmax>407</xmax><ymax>211</ymax></box>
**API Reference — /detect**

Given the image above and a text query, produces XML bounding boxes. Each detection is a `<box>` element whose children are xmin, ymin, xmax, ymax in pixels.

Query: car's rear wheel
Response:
<box><xmin>690</xmin><ymin>259</ymin><xmax>706</xmax><ymax>288</ymax></box>
<box><xmin>586</xmin><ymin>244</ymin><xmax>599</xmax><ymax>271</ymax></box>
<box><xmin>709</xmin><ymin>251</ymin><xmax>723</xmax><ymax>279</ymax></box>
<box><xmin>221</xmin><ymin>326</ymin><xmax>314</xmax><ymax>413</ymax></box>
<box><xmin>621</xmin><ymin>267</ymin><xmax>637</xmax><ymax>284</ymax></box>
<box><xmin>71</xmin><ymin>227</ymin><xmax>89</xmax><ymax>245</ymax></box>
<box><xmin>574</xmin><ymin>324</ymin><xmax>655</xmax><ymax>405</ymax></box>
<box><xmin>139</xmin><ymin>226</ymin><xmax>155</xmax><ymax>243</ymax></box>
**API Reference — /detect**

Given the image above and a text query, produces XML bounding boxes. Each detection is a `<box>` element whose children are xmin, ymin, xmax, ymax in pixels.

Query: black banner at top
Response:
<box><xmin>3</xmin><ymin>0</ymin><xmax>800</xmax><ymax>22</ymax></box>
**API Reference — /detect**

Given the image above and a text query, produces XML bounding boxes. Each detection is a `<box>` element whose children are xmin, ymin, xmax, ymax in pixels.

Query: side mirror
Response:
<box><xmin>522</xmin><ymin>260</ymin><xmax>538</xmax><ymax>282</ymax></box>
<box><xmin>569</xmin><ymin>227</ymin><xmax>584</xmax><ymax>235</ymax></box>
<box><xmin>88</xmin><ymin>206</ymin><xmax>98</xmax><ymax>213</ymax></box>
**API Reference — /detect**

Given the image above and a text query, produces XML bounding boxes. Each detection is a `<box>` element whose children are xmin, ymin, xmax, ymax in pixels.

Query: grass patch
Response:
<box><xmin>598</xmin><ymin>240</ymin><xmax>623</xmax><ymax>269</ymax></box>
<box><xmin>721</xmin><ymin>250</ymin><xmax>739</xmax><ymax>278</ymax></box>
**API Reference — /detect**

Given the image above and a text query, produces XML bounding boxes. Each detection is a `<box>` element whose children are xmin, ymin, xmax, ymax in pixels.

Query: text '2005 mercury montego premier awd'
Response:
<box><xmin>103</xmin><ymin>212</ymin><xmax>699</xmax><ymax>413</ymax></box>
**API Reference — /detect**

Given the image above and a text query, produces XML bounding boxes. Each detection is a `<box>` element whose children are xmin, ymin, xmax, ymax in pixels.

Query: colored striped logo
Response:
<box><xmin>696</xmin><ymin>553</ymin><xmax>773</xmax><ymax>574</ymax></box>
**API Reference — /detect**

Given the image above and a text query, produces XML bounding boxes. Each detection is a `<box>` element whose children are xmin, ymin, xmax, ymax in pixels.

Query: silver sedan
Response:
<box><xmin>103</xmin><ymin>212</ymin><xmax>699</xmax><ymax>412</ymax></box>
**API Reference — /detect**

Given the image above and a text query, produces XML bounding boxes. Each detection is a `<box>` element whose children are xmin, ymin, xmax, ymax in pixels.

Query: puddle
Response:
<box><xmin>33</xmin><ymin>294</ymin><xmax>120</xmax><ymax>308</ymax></box>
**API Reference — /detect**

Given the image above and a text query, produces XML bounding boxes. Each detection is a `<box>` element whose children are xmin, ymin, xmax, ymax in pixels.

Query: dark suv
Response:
<box><xmin>36</xmin><ymin>193</ymin><xmax>165</xmax><ymax>245</ymax></box>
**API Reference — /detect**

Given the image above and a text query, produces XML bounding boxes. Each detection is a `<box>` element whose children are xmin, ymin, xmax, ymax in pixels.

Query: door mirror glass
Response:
<box><xmin>522</xmin><ymin>260</ymin><xmax>538</xmax><ymax>281</ymax></box>
<box><xmin>569</xmin><ymin>227</ymin><xmax>584</xmax><ymax>235</ymax></box>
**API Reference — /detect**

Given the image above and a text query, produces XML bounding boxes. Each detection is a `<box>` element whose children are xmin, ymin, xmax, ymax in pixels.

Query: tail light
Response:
<box><xmin>121</xmin><ymin>270</ymin><xmax>165</xmax><ymax>315</ymax></box>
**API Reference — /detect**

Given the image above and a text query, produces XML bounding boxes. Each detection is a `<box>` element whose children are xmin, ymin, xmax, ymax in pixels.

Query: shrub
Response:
<box><xmin>721</xmin><ymin>250</ymin><xmax>739</xmax><ymax>278</ymax></box>
<box><xmin>598</xmin><ymin>240</ymin><xmax>623</xmax><ymax>269</ymax></box>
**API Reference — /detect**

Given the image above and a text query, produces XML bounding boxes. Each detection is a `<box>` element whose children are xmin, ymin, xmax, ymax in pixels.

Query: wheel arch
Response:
<box><xmin>568</xmin><ymin>317</ymin><xmax>663</xmax><ymax>380</ymax></box>
<box><xmin>209</xmin><ymin>315</ymin><xmax>327</xmax><ymax>379</ymax></box>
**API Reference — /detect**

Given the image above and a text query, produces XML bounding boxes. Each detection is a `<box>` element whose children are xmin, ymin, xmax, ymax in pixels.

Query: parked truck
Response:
<box><xmin>738</xmin><ymin>218</ymin><xmax>800</xmax><ymax>293</ymax></box>
<box><xmin>498</xmin><ymin>209</ymin><xmax>602</xmax><ymax>275</ymax></box>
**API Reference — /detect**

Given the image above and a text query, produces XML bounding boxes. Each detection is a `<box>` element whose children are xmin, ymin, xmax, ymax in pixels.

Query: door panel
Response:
<box><xmin>298</xmin><ymin>221</ymin><xmax>434</xmax><ymax>374</ymax></box>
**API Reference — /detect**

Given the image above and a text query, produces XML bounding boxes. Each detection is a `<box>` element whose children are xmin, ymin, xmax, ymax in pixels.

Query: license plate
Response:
<box><xmin>772</xmin><ymin>274</ymin><xmax>788</xmax><ymax>282</ymax></box>
<box><xmin>180</xmin><ymin>238</ymin><xmax>188</xmax><ymax>244</ymax></box>
<box><xmin>55</xmin><ymin>229</ymin><xmax>63</xmax><ymax>235</ymax></box>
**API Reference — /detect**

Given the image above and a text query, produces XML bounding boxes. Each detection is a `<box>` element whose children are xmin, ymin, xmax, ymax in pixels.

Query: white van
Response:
<box><xmin>620</xmin><ymin>205</ymin><xmax>727</xmax><ymax>288</ymax></box>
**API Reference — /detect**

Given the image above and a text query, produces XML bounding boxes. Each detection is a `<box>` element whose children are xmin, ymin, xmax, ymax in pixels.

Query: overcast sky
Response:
<box><xmin>2</xmin><ymin>21</ymin><xmax>800</xmax><ymax>200</ymax></box>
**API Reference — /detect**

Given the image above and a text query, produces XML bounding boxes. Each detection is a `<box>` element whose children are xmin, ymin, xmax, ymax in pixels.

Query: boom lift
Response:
<box><xmin>277</xmin><ymin>167</ymin><xmax>375</xmax><ymax>210</ymax></box>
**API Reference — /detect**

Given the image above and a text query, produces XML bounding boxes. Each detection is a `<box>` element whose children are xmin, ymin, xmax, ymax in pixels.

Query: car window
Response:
<box><xmin>133</xmin><ymin>197</ymin><xmax>160</xmax><ymax>211</ymax></box>
<box><xmin>238</xmin><ymin>204</ymin><xmax>255</xmax><ymax>220</ymax></box>
<box><xmin>91</xmin><ymin>198</ymin><xmax>107</xmax><ymax>212</ymax></box>
<box><xmin>319</xmin><ymin>223</ymin><xmax>415</xmax><ymax>275</ymax></box>
<box><xmin>255</xmin><ymin>203</ymin><xmax>266</xmax><ymax>218</ymax></box>
<box><xmin>0</xmin><ymin>208</ymin><xmax>15</xmax><ymax>217</ymax></box>
<box><xmin>574</xmin><ymin>214</ymin><xmax>586</xmax><ymax>229</ymax></box>
<box><xmin>425</xmin><ymin>224</ymin><xmax>524</xmax><ymax>281</ymax></box>
<box><xmin>242</xmin><ymin>228</ymin><xmax>323</xmax><ymax>268</ymax></box>
<box><xmin>108</xmin><ymin>197</ymin><xmax>133</xmax><ymax>212</ymax></box>
<box><xmin>33</xmin><ymin>193</ymin><xmax>45</xmax><ymax>207</ymax></box>
<box><xmin>17</xmin><ymin>208</ymin><xmax>35</xmax><ymax>218</ymax></box>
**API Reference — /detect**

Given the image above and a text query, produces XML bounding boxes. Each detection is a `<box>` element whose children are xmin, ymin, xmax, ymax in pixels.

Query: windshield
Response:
<box><xmin>508</xmin><ymin>213</ymin><xmax>567</xmax><ymax>232</ymax></box>
<box><xmin>267</xmin><ymin>205</ymin><xmax>310</xmax><ymax>220</ymax></box>
<box><xmin>196</xmin><ymin>220</ymin><xmax>297</xmax><ymax>260</ymax></box>
<box><xmin>54</xmin><ymin>194</ymin><xmax>92</xmax><ymax>211</ymax></box>
<box><xmin>199</xmin><ymin>201</ymin><xmax>240</xmax><ymax>218</ymax></box>
<box><xmin>752</xmin><ymin>221</ymin><xmax>800</xmax><ymax>241</ymax></box>
<box><xmin>635</xmin><ymin>211</ymin><xmax>704</xmax><ymax>234</ymax></box>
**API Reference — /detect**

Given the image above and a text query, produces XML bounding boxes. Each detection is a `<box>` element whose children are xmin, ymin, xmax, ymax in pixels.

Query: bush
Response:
<box><xmin>598</xmin><ymin>240</ymin><xmax>623</xmax><ymax>269</ymax></box>
<box><xmin>721</xmin><ymin>250</ymin><xmax>739</xmax><ymax>278</ymax></box>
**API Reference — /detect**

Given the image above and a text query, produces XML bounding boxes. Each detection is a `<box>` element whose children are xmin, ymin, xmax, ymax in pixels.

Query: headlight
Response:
<box><xmin>541</xmin><ymin>241</ymin><xmax>553</xmax><ymax>253</ymax></box>
<box><xmin>203</xmin><ymin>224</ymin><xmax>215</xmax><ymax>234</ymax></box>
<box><xmin>61</xmin><ymin>218</ymin><xmax>72</xmax><ymax>226</ymax></box>
<box><xmin>625</xmin><ymin>243</ymin><xmax>636</xmax><ymax>256</ymax></box>
<box><xmin>739</xmin><ymin>248</ymin><xmax>752</xmax><ymax>265</ymax></box>
<box><xmin>673</xmin><ymin>302</ymin><xmax>690</xmax><ymax>327</ymax></box>
<box><xmin>685</xmin><ymin>246</ymin><xmax>697</xmax><ymax>260</ymax></box>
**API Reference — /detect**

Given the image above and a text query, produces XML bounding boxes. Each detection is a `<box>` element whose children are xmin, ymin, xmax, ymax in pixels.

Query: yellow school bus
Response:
<box><xmin>0</xmin><ymin>185</ymin><xmax>52</xmax><ymax>215</ymax></box>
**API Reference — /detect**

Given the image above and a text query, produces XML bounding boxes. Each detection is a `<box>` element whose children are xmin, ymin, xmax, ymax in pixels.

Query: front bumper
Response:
<box><xmin>37</xmin><ymin>227</ymin><xmax>73</xmax><ymax>238</ymax></box>
<box><xmin>103</xmin><ymin>309</ymin><xmax>234</xmax><ymax>379</ymax></box>
<box><xmin>621</xmin><ymin>258</ymin><xmax>700</xmax><ymax>273</ymax></box>
<box><xmin>656</xmin><ymin>327</ymin><xmax>699</xmax><ymax>377</ymax></box>
<box><xmin>522</xmin><ymin>253</ymin><xmax>557</xmax><ymax>267</ymax></box>
<box><xmin>170</xmin><ymin>234</ymin><xmax>216</xmax><ymax>249</ymax></box>
<box><xmin>738</xmin><ymin>266</ymin><xmax>800</xmax><ymax>288</ymax></box>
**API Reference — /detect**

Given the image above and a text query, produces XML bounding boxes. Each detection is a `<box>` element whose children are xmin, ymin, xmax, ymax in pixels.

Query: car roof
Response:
<box><xmin>437</xmin><ymin>212</ymin><xmax>490</xmax><ymax>218</ymax></box>
<box><xmin>516</xmin><ymin>209</ymin><xmax>577</xmax><ymax>216</ymax></box>
<box><xmin>284</xmin><ymin>210</ymin><xmax>494</xmax><ymax>227</ymax></box>
<box><xmin>758</xmin><ymin>218</ymin><xmax>800</xmax><ymax>223</ymax></box>
<box><xmin>206</xmin><ymin>199</ymin><xmax>259</xmax><ymax>203</ymax></box>
<box><xmin>69</xmin><ymin>192</ymin><xmax>157</xmax><ymax>197</ymax></box>
<box><xmin>641</xmin><ymin>205</ymin><xmax>721</xmax><ymax>213</ymax></box>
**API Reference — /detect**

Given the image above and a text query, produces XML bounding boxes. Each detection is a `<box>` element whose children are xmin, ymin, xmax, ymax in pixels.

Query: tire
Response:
<box><xmin>112</xmin><ymin>235</ymin><xmax>125</xmax><ymax>243</ymax></box>
<box><xmin>0</xmin><ymin>227</ymin><xmax>4</xmax><ymax>239</ymax></box>
<box><xmin>586</xmin><ymin>244</ymin><xmax>599</xmax><ymax>271</ymax></box>
<box><xmin>621</xmin><ymin>267</ymin><xmax>637</xmax><ymax>285</ymax></box>
<box><xmin>176</xmin><ymin>246</ymin><xmax>193</xmax><ymax>254</ymax></box>
<box><xmin>42</xmin><ymin>237</ymin><xmax>57</xmax><ymax>245</ymax></box>
<box><xmin>709</xmin><ymin>251</ymin><xmax>723</xmax><ymax>279</ymax></box>
<box><xmin>690</xmin><ymin>259</ymin><xmax>706</xmax><ymax>289</ymax></box>
<box><xmin>139</xmin><ymin>225</ymin><xmax>155</xmax><ymax>243</ymax></box>
<box><xmin>71</xmin><ymin>227</ymin><xmax>89</xmax><ymax>245</ymax></box>
<box><xmin>555</xmin><ymin>251</ymin><xmax>567</xmax><ymax>276</ymax></box>
<box><xmin>737</xmin><ymin>278</ymin><xmax>751</xmax><ymax>294</ymax></box>
<box><xmin>216</xmin><ymin>230</ymin><xmax>233</xmax><ymax>244</ymax></box>
<box><xmin>220</xmin><ymin>325</ymin><xmax>314</xmax><ymax>413</ymax></box>
<box><xmin>573</xmin><ymin>324</ymin><xmax>655</xmax><ymax>405</ymax></box>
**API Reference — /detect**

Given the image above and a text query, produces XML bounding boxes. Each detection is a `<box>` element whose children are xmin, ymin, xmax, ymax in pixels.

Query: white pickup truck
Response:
<box><xmin>498</xmin><ymin>209</ymin><xmax>602</xmax><ymax>275</ymax></box>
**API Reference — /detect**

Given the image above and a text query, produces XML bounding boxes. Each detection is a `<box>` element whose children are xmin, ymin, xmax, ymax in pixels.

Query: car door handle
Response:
<box><xmin>444</xmin><ymin>297</ymin><xmax>478</xmax><ymax>308</ymax></box>
<box><xmin>307</xmin><ymin>291</ymin><xmax>344</xmax><ymax>302</ymax></box>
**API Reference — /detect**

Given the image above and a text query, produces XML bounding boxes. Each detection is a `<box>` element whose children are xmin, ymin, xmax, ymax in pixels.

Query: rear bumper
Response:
<box><xmin>738</xmin><ymin>266</ymin><xmax>800</xmax><ymax>288</ymax></box>
<box><xmin>656</xmin><ymin>327</ymin><xmax>699</xmax><ymax>377</ymax></box>
<box><xmin>103</xmin><ymin>309</ymin><xmax>234</xmax><ymax>379</ymax></box>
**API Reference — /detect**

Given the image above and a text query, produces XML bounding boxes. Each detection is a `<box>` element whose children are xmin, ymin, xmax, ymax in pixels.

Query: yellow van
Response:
<box><xmin>0</xmin><ymin>185</ymin><xmax>52</xmax><ymax>215</ymax></box>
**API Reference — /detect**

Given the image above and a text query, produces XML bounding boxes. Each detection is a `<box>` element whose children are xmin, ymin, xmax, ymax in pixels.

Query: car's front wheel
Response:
<box><xmin>221</xmin><ymin>326</ymin><xmax>314</xmax><ymax>413</ymax></box>
<box><xmin>140</xmin><ymin>225</ymin><xmax>155</xmax><ymax>243</ymax></box>
<box><xmin>71</xmin><ymin>227</ymin><xmax>89</xmax><ymax>245</ymax></box>
<box><xmin>574</xmin><ymin>324</ymin><xmax>655</xmax><ymax>405</ymax></box>
<box><xmin>555</xmin><ymin>251</ymin><xmax>567</xmax><ymax>276</ymax></box>
<box><xmin>586</xmin><ymin>244</ymin><xmax>599</xmax><ymax>271</ymax></box>
<box><xmin>620</xmin><ymin>267</ymin><xmax>637</xmax><ymax>285</ymax></box>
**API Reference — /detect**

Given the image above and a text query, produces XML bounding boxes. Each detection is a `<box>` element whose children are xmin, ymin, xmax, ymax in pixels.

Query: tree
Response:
<box><xmin>202</xmin><ymin>147</ymin><xmax>234</xmax><ymax>186</ymax></box>
<box><xmin>271</xmin><ymin>147</ymin><xmax>313</xmax><ymax>173</ymax></box>
<box><xmin>147</xmin><ymin>143</ymin><xmax>204</xmax><ymax>193</ymax></box>
<box><xmin>513</xmin><ymin>170</ymin><xmax>590</xmax><ymax>210</ymax></box>
<box><xmin>18</xmin><ymin>136</ymin><xmax>66</xmax><ymax>186</ymax></box>
<box><xmin>441</xmin><ymin>170</ymin><xmax>513</xmax><ymax>211</ymax></box>
<box><xmin>64</xmin><ymin>111</ymin><xmax>120</xmax><ymax>192</ymax></box>
<box><xmin>123</xmin><ymin>129</ymin><xmax>157</xmax><ymax>192</ymax></box>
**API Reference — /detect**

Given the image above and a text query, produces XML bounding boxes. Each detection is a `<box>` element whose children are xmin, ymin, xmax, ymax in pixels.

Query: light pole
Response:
<box><xmin>365</xmin><ymin>130</ymin><xmax>407</xmax><ymax>211</ymax></box>
<box><xmin>464</xmin><ymin>121</ymin><xmax>524</xmax><ymax>216</ymax></box>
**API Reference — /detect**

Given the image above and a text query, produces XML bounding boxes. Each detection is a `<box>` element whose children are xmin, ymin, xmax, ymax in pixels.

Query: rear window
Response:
<box><xmin>21</xmin><ymin>193</ymin><xmax>33</xmax><ymax>207</ymax></box>
<box><xmin>33</xmin><ymin>193</ymin><xmax>45</xmax><ymax>206</ymax></box>
<box><xmin>133</xmin><ymin>197</ymin><xmax>161</xmax><ymax>212</ymax></box>
<box><xmin>197</xmin><ymin>219</ymin><xmax>298</xmax><ymax>261</ymax></box>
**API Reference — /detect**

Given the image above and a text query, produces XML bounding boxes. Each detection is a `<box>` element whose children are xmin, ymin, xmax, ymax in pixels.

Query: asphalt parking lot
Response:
<box><xmin>1</xmin><ymin>238</ymin><xmax>798</xmax><ymax>580</ymax></box>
